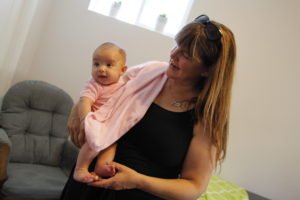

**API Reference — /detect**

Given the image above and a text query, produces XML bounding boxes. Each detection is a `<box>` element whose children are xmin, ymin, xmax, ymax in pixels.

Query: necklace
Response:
<box><xmin>171</xmin><ymin>101</ymin><xmax>183</xmax><ymax>107</ymax></box>
<box><xmin>171</xmin><ymin>100</ymin><xmax>190</xmax><ymax>107</ymax></box>
<box><xmin>168</xmin><ymin>82</ymin><xmax>197</xmax><ymax>108</ymax></box>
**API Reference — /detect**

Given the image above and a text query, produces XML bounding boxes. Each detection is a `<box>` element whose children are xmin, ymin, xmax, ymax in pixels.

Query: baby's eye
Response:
<box><xmin>107</xmin><ymin>63</ymin><xmax>113</xmax><ymax>67</ymax></box>
<box><xmin>94</xmin><ymin>62</ymin><xmax>100</xmax><ymax>67</ymax></box>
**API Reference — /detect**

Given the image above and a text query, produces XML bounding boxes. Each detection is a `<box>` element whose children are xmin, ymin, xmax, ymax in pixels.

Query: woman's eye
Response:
<box><xmin>183</xmin><ymin>53</ymin><xmax>190</xmax><ymax>59</ymax></box>
<box><xmin>107</xmin><ymin>63</ymin><xmax>112</xmax><ymax>67</ymax></box>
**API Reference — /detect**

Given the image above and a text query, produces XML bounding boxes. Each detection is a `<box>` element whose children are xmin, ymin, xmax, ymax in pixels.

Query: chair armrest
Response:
<box><xmin>0</xmin><ymin>96</ymin><xmax>3</xmax><ymax>109</ymax></box>
<box><xmin>0</xmin><ymin>128</ymin><xmax>11</xmax><ymax>188</ymax></box>
<box><xmin>60</xmin><ymin>139</ymin><xmax>79</xmax><ymax>176</ymax></box>
<box><xmin>0</xmin><ymin>128</ymin><xmax>11</xmax><ymax>148</ymax></box>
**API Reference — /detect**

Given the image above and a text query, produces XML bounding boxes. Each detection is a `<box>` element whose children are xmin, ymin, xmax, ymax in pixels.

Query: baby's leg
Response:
<box><xmin>73</xmin><ymin>143</ymin><xmax>99</xmax><ymax>183</ymax></box>
<box><xmin>94</xmin><ymin>143</ymin><xmax>117</xmax><ymax>177</ymax></box>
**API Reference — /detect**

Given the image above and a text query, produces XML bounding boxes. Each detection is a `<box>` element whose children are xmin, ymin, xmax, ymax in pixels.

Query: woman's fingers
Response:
<box><xmin>88</xmin><ymin>177</ymin><xmax>119</xmax><ymax>189</ymax></box>
<box><xmin>111</xmin><ymin>162</ymin><xmax>130</xmax><ymax>173</ymax></box>
<box><xmin>89</xmin><ymin>178</ymin><xmax>126</xmax><ymax>190</ymax></box>
<box><xmin>88</xmin><ymin>162</ymin><xmax>140</xmax><ymax>190</ymax></box>
<box><xmin>68</xmin><ymin>124</ymin><xmax>77</xmax><ymax>146</ymax></box>
<box><xmin>68</xmin><ymin>104</ymin><xmax>81</xmax><ymax>147</ymax></box>
<box><xmin>67</xmin><ymin>104</ymin><xmax>81</xmax><ymax>147</ymax></box>
<box><xmin>78</xmin><ymin>130</ymin><xmax>85</xmax><ymax>147</ymax></box>
<box><xmin>88</xmin><ymin>164</ymin><xmax>122</xmax><ymax>189</ymax></box>
<box><xmin>69</xmin><ymin>124</ymin><xmax>80</xmax><ymax>147</ymax></box>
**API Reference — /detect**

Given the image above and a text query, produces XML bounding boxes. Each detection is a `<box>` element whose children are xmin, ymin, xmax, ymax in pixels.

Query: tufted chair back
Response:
<box><xmin>0</xmin><ymin>80</ymin><xmax>78</xmax><ymax>199</ymax></box>
<box><xmin>0</xmin><ymin>80</ymin><xmax>73</xmax><ymax>166</ymax></box>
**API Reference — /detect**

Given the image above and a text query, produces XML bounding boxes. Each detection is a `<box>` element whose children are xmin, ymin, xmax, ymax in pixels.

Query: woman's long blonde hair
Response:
<box><xmin>175</xmin><ymin>20</ymin><xmax>236</xmax><ymax>164</ymax></box>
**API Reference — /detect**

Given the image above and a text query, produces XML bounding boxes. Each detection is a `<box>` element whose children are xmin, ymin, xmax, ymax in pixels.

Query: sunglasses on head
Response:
<box><xmin>194</xmin><ymin>15</ymin><xmax>222</xmax><ymax>41</ymax></box>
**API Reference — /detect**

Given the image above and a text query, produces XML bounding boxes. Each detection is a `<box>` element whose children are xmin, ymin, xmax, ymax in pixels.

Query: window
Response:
<box><xmin>88</xmin><ymin>0</ymin><xmax>194</xmax><ymax>37</ymax></box>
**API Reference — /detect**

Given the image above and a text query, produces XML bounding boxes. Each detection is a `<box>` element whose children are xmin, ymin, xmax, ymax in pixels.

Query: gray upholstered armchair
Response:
<box><xmin>0</xmin><ymin>80</ymin><xmax>78</xmax><ymax>200</ymax></box>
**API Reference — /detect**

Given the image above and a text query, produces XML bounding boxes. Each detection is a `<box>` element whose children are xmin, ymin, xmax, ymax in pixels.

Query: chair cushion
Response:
<box><xmin>0</xmin><ymin>80</ymin><xmax>73</xmax><ymax>166</ymax></box>
<box><xmin>2</xmin><ymin>163</ymin><xmax>68</xmax><ymax>199</ymax></box>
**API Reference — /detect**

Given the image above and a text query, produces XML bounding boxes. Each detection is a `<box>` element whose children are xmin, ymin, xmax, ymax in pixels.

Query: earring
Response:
<box><xmin>201</xmin><ymin>72</ymin><xmax>209</xmax><ymax>77</ymax></box>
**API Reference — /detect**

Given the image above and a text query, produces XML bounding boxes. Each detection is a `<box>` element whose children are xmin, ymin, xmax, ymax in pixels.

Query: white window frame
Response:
<box><xmin>88</xmin><ymin>0</ymin><xmax>194</xmax><ymax>37</ymax></box>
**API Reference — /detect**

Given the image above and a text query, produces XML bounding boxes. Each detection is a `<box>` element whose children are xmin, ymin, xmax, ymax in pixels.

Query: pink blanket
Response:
<box><xmin>84</xmin><ymin>61</ymin><xmax>168</xmax><ymax>152</ymax></box>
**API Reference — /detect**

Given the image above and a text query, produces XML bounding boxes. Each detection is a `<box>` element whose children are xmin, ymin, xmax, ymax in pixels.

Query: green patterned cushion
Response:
<box><xmin>198</xmin><ymin>176</ymin><xmax>249</xmax><ymax>200</ymax></box>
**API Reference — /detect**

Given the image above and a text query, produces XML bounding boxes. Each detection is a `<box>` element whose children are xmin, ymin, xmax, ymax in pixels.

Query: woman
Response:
<box><xmin>62</xmin><ymin>14</ymin><xmax>236</xmax><ymax>200</ymax></box>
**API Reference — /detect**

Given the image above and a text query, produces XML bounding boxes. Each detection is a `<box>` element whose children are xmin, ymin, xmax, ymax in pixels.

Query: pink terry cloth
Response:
<box><xmin>84</xmin><ymin>61</ymin><xmax>169</xmax><ymax>152</ymax></box>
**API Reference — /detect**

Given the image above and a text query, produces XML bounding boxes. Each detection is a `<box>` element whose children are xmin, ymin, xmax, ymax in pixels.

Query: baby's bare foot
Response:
<box><xmin>73</xmin><ymin>168</ymin><xmax>99</xmax><ymax>183</ymax></box>
<box><xmin>95</xmin><ymin>164</ymin><xmax>116</xmax><ymax>177</ymax></box>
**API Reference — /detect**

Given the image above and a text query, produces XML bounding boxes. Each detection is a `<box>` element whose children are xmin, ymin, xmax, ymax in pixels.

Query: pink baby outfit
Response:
<box><xmin>80</xmin><ymin>78</ymin><xmax>125</xmax><ymax>112</ymax></box>
<box><xmin>84</xmin><ymin>61</ymin><xmax>169</xmax><ymax>152</ymax></box>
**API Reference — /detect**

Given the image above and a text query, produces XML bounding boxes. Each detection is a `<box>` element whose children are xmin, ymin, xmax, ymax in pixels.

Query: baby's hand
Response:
<box><xmin>122</xmin><ymin>75</ymin><xmax>130</xmax><ymax>83</ymax></box>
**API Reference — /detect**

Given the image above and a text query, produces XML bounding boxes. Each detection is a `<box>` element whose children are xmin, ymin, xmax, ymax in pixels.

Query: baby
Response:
<box><xmin>73</xmin><ymin>42</ymin><xmax>127</xmax><ymax>183</ymax></box>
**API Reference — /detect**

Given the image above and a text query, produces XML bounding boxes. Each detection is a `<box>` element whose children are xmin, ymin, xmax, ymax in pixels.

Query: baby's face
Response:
<box><xmin>92</xmin><ymin>46</ymin><xmax>126</xmax><ymax>85</ymax></box>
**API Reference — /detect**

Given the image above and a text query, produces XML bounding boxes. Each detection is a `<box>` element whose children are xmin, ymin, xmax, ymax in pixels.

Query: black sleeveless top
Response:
<box><xmin>60</xmin><ymin>103</ymin><xmax>194</xmax><ymax>200</ymax></box>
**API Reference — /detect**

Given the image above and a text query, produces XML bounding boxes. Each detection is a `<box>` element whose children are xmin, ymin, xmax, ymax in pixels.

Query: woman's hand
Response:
<box><xmin>88</xmin><ymin>162</ymin><xmax>141</xmax><ymax>190</ymax></box>
<box><xmin>68</xmin><ymin>103</ymin><xmax>85</xmax><ymax>148</ymax></box>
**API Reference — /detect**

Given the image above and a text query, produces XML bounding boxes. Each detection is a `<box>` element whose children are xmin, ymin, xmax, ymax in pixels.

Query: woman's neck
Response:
<box><xmin>166</xmin><ymin>78</ymin><xmax>199</xmax><ymax>100</ymax></box>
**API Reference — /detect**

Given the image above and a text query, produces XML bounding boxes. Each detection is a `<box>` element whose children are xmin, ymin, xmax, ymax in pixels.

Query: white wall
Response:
<box><xmin>11</xmin><ymin>0</ymin><xmax>54</xmax><ymax>85</ymax></box>
<box><xmin>13</xmin><ymin>0</ymin><xmax>174</xmax><ymax>100</ymax></box>
<box><xmin>0</xmin><ymin>0</ymin><xmax>42</xmax><ymax>95</ymax></box>
<box><xmin>190</xmin><ymin>1</ymin><xmax>300</xmax><ymax>200</ymax></box>
<box><xmin>4</xmin><ymin>0</ymin><xmax>300</xmax><ymax>199</ymax></box>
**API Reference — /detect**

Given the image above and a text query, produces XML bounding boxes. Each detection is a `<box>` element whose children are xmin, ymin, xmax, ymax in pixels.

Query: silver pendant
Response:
<box><xmin>171</xmin><ymin>101</ymin><xmax>182</xmax><ymax>107</ymax></box>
